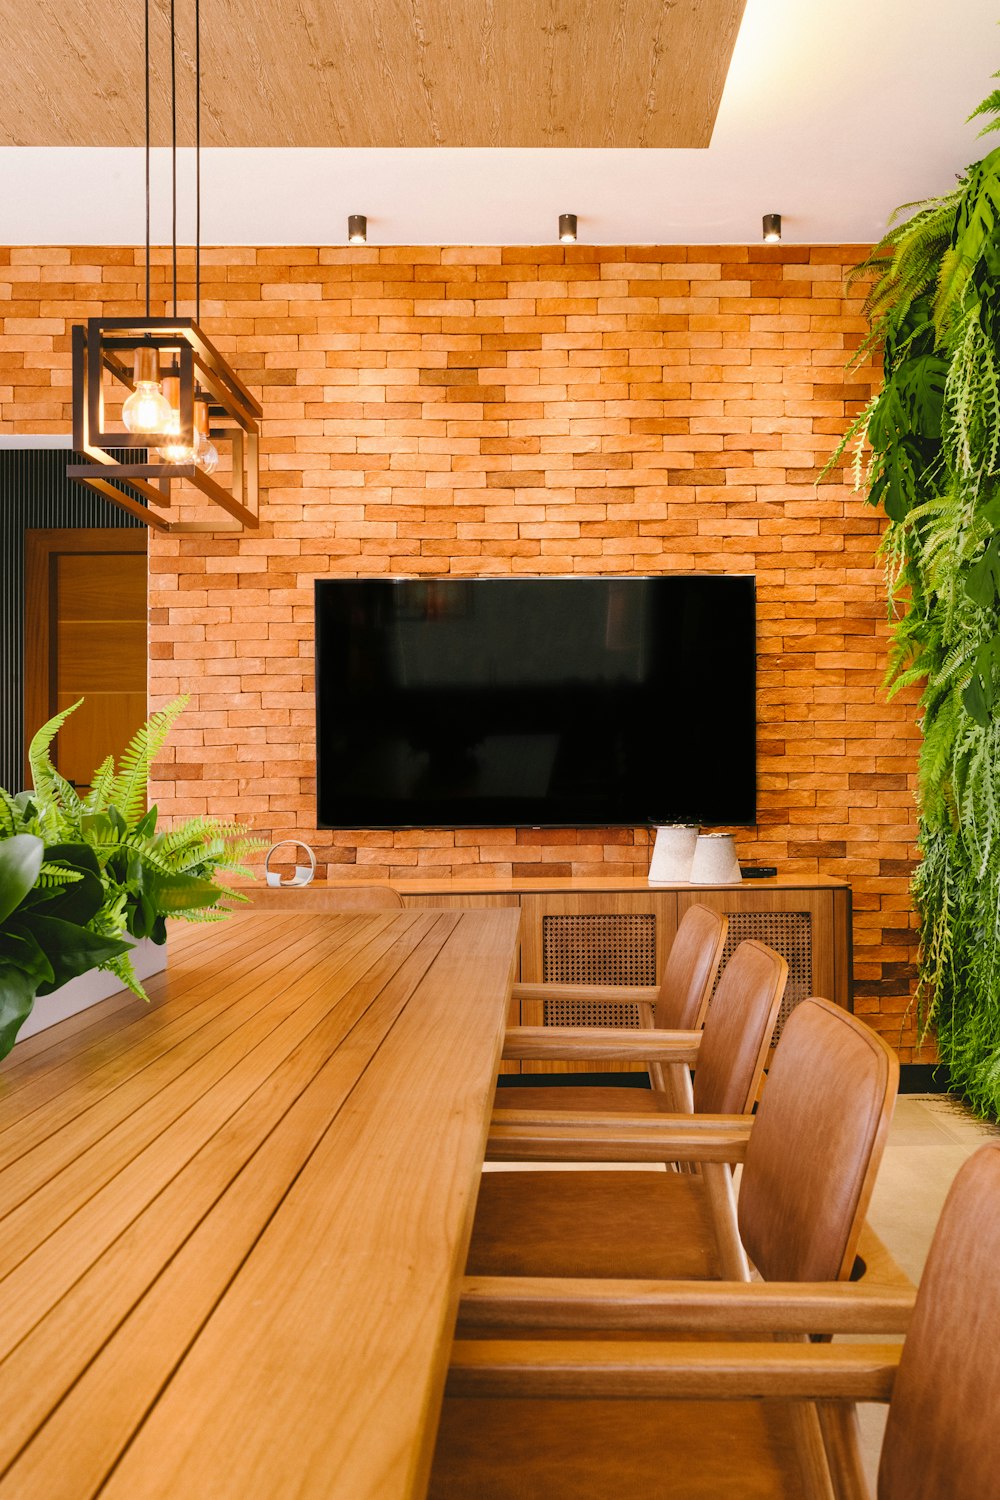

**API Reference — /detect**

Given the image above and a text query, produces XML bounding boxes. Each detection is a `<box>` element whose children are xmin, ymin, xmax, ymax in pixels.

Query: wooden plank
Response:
<box><xmin>0</xmin><ymin>913</ymin><xmax>301</xmax><ymax>1100</ymax></box>
<box><xmin>1</xmin><ymin>0</ymin><xmax>747</xmax><ymax>148</ymax></box>
<box><xmin>55</xmin><ymin>552</ymin><xmax>146</xmax><ymax>619</ymax></box>
<box><xmin>0</xmin><ymin>913</ymin><xmax>332</xmax><ymax>1141</ymax></box>
<box><xmin>0</xmin><ymin>914</ymin><xmax>449</xmax><ymax>1361</ymax></box>
<box><xmin>391</xmin><ymin>876</ymin><xmax>852</xmax><ymax>895</ymax></box>
<box><xmin>0</xmin><ymin>914</ymin><xmax>462</xmax><ymax>1486</ymax></box>
<box><xmin>402</xmin><ymin>893</ymin><xmax>522</xmax><ymax>1075</ymax></box>
<box><xmin>0</xmin><ymin>917</ymin><xmax>399</xmax><ymax>1273</ymax></box>
<box><xmin>89</xmin><ymin>910</ymin><xmax>518</xmax><ymax>1500</ymax></box>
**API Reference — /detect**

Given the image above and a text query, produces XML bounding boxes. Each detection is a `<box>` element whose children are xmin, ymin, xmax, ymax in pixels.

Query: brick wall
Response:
<box><xmin>0</xmin><ymin>243</ymin><xmax>927</xmax><ymax>1058</ymax></box>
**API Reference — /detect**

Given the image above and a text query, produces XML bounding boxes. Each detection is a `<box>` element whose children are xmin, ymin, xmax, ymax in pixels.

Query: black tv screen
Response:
<box><xmin>315</xmin><ymin>576</ymin><xmax>755</xmax><ymax>829</ymax></box>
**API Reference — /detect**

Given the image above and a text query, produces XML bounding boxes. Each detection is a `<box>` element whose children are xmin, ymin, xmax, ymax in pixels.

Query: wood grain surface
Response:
<box><xmin>0</xmin><ymin>0</ymin><xmax>746</xmax><ymax>147</ymax></box>
<box><xmin>446</xmin><ymin>1338</ymin><xmax>902</xmax><ymax>1401</ymax></box>
<box><xmin>0</xmin><ymin>907</ymin><xmax>519</xmax><ymax>1499</ymax></box>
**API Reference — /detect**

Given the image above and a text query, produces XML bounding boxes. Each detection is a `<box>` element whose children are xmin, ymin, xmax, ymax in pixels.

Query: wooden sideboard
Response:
<box><xmin>359</xmin><ymin>875</ymin><xmax>853</xmax><ymax>1075</ymax></box>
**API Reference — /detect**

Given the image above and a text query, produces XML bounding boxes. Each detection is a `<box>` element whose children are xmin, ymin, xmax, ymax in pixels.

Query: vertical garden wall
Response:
<box><xmin>845</xmin><ymin>85</ymin><xmax>1000</xmax><ymax>1114</ymax></box>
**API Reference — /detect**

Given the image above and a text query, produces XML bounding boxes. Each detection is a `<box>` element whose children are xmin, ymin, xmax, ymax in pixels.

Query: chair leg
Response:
<box><xmin>776</xmin><ymin>1335</ymin><xmax>837</xmax><ymax>1500</ymax></box>
<box><xmin>652</xmin><ymin>1059</ymin><xmax>694</xmax><ymax>1114</ymax></box>
<box><xmin>817</xmin><ymin>1403</ymin><xmax>873</xmax><ymax>1500</ymax></box>
<box><xmin>786</xmin><ymin>1400</ymin><xmax>838</xmax><ymax>1500</ymax></box>
<box><xmin>702</xmin><ymin>1160</ymin><xmax>751</xmax><ymax>1281</ymax></box>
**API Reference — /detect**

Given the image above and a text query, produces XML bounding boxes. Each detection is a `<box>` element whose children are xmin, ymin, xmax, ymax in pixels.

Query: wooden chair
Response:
<box><xmin>482</xmin><ymin>938</ymin><xmax>789</xmax><ymax>1279</ymax></box>
<box><xmin>501</xmin><ymin>902</ymin><xmax>728</xmax><ymax>1117</ymax></box>
<box><xmin>234</xmin><ymin>882</ymin><xmax>404</xmax><ymax>911</ymax></box>
<box><xmin>439</xmin><ymin>1141</ymin><xmax>998</xmax><ymax>1500</ymax></box>
<box><xmin>431</xmin><ymin>1000</ymin><xmax>904</xmax><ymax>1500</ymax></box>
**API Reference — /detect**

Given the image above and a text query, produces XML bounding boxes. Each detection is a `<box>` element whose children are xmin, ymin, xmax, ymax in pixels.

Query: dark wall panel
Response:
<box><xmin>0</xmin><ymin>450</ymin><xmax>142</xmax><ymax>793</ymax></box>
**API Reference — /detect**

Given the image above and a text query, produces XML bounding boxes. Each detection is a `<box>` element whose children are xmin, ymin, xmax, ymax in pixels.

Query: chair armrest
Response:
<box><xmin>486</xmin><ymin>1115</ymin><xmax>752</xmax><ymax>1163</ymax></box>
<box><xmin>501</xmin><ymin>1026</ymin><xmax>701</xmax><ymax>1062</ymax></box>
<box><xmin>458</xmin><ymin>1276</ymin><xmax>917</xmax><ymax>1336</ymax></box>
<box><xmin>512</xmin><ymin>982</ymin><xmax>660</xmax><ymax>1006</ymax></box>
<box><xmin>447</xmin><ymin>1339</ymin><xmax>902</xmax><ymax>1402</ymax></box>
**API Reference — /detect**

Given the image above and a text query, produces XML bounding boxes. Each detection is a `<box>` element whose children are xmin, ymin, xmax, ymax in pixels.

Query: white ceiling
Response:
<box><xmin>1</xmin><ymin>0</ymin><xmax>997</xmax><ymax>245</ymax></box>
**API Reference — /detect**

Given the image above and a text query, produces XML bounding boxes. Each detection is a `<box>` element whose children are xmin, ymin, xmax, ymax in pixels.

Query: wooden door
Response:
<box><xmin>24</xmin><ymin>528</ymin><xmax>147</xmax><ymax>789</ymax></box>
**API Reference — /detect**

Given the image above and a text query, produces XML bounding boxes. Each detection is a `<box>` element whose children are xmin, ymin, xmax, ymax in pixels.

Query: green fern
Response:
<box><xmin>34</xmin><ymin>863</ymin><xmax>84</xmax><ymax>888</ymax></box>
<box><xmin>83</xmin><ymin>755</ymin><xmax>116</xmax><ymax>814</ymax></box>
<box><xmin>105</xmin><ymin>696</ymin><xmax>188</xmax><ymax>826</ymax></box>
<box><xmin>2</xmin><ymin>697</ymin><xmax>263</xmax><ymax>1036</ymax></box>
<box><xmin>833</xmin><ymin>69</ymin><xmax>1000</xmax><ymax>1117</ymax></box>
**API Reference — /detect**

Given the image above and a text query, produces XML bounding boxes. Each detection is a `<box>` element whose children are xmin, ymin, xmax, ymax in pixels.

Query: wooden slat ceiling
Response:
<box><xmin>0</xmin><ymin>0</ymin><xmax>747</xmax><ymax>148</ymax></box>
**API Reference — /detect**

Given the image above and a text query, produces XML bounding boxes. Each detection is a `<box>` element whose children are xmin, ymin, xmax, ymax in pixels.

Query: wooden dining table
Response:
<box><xmin>0</xmin><ymin>906</ymin><xmax>520</xmax><ymax>1499</ymax></box>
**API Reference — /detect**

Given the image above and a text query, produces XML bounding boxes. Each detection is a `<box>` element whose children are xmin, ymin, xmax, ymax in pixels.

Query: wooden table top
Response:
<box><xmin>0</xmin><ymin>907</ymin><xmax>520</xmax><ymax>1499</ymax></box>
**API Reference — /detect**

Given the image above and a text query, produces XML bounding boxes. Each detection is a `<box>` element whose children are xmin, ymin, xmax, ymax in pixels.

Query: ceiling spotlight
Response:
<box><xmin>762</xmin><ymin>213</ymin><xmax>782</xmax><ymax>243</ymax></box>
<box><xmin>348</xmin><ymin>214</ymin><xmax>367</xmax><ymax>244</ymax></box>
<box><xmin>558</xmin><ymin>213</ymin><xmax>578</xmax><ymax>244</ymax></box>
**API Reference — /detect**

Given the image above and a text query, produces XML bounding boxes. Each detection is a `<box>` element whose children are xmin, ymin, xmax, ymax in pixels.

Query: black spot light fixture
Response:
<box><xmin>762</xmin><ymin>213</ymin><xmax>782</xmax><ymax>243</ymax></box>
<box><xmin>558</xmin><ymin>213</ymin><xmax>578</xmax><ymax>243</ymax></box>
<box><xmin>348</xmin><ymin>215</ymin><xmax>368</xmax><ymax>244</ymax></box>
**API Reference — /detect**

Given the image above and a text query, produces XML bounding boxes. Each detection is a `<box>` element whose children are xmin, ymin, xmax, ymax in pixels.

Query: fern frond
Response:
<box><xmin>27</xmin><ymin>700</ymin><xmax>83</xmax><ymax>805</ymax></box>
<box><xmin>107</xmin><ymin>695</ymin><xmax>189</xmax><ymax>826</ymax></box>
<box><xmin>0</xmin><ymin>787</ymin><xmax>25</xmax><ymax>837</ymax></box>
<box><xmin>83</xmin><ymin>755</ymin><xmax>116</xmax><ymax>813</ymax></box>
<box><xmin>99</xmin><ymin>950</ymin><xmax>147</xmax><ymax>999</ymax></box>
<box><xmin>34</xmin><ymin>864</ymin><xmax>84</xmax><ymax>888</ymax></box>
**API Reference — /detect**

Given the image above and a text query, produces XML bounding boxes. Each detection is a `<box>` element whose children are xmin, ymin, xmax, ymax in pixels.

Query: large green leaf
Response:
<box><xmin>0</xmin><ymin>964</ymin><xmax>39</xmax><ymax>1061</ymax></box>
<box><xmin>137</xmin><ymin>869</ymin><xmax>222</xmax><ymax>915</ymax></box>
<box><xmin>24</xmin><ymin>843</ymin><xmax>105</xmax><ymax>926</ymax></box>
<box><xmin>0</xmin><ymin>834</ymin><xmax>44</xmax><ymax>923</ymax></box>
<box><xmin>966</xmin><ymin>537</ymin><xmax>1000</xmax><ymax>607</ymax></box>
<box><xmin>25</xmin><ymin>916</ymin><xmax>133</xmax><ymax>995</ymax></box>
<box><xmin>0</xmin><ymin>928</ymin><xmax>55</xmax><ymax>988</ymax></box>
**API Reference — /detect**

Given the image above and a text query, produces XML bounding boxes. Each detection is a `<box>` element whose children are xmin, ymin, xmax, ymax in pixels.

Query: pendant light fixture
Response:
<box><xmin>68</xmin><ymin>0</ymin><xmax>261</xmax><ymax>532</ymax></box>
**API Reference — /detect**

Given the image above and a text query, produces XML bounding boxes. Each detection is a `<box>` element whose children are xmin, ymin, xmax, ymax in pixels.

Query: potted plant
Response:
<box><xmin>0</xmin><ymin>696</ymin><xmax>260</xmax><ymax>1059</ymax></box>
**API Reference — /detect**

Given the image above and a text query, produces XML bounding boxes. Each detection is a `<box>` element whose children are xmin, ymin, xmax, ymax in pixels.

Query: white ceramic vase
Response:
<box><xmin>647</xmin><ymin>824</ymin><xmax>699</xmax><ymax>885</ymax></box>
<box><xmin>689</xmin><ymin>832</ymin><xmax>742</xmax><ymax>885</ymax></box>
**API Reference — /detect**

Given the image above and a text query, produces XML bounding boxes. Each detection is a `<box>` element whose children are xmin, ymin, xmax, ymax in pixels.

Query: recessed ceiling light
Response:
<box><xmin>558</xmin><ymin>213</ymin><xmax>578</xmax><ymax>243</ymax></box>
<box><xmin>348</xmin><ymin>214</ymin><xmax>367</xmax><ymax>244</ymax></box>
<box><xmin>762</xmin><ymin>213</ymin><xmax>782</xmax><ymax>243</ymax></box>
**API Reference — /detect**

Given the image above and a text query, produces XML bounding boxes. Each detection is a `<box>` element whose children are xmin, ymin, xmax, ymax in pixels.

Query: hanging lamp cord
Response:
<box><xmin>170</xmin><ymin>0</ymin><xmax>177</xmax><ymax>317</ymax></box>
<box><xmin>144</xmin><ymin>0</ymin><xmax>150</xmax><ymax>318</ymax></box>
<box><xmin>196</xmin><ymin>0</ymin><xmax>201</xmax><ymax>325</ymax></box>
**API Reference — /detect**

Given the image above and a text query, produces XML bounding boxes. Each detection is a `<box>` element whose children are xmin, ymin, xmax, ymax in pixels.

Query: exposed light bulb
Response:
<box><xmin>195</xmin><ymin>399</ymin><xmax>219</xmax><ymax>474</ymax></box>
<box><xmin>122</xmin><ymin>347</ymin><xmax>172</xmax><ymax>435</ymax></box>
<box><xmin>196</xmin><ymin>432</ymin><xmax>219</xmax><ymax>474</ymax></box>
<box><xmin>156</xmin><ymin>376</ymin><xmax>195</xmax><ymax>464</ymax></box>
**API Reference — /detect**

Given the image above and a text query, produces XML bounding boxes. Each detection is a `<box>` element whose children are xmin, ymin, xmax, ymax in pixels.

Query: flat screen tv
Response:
<box><xmin>315</xmin><ymin>576</ymin><xmax>756</xmax><ymax>829</ymax></box>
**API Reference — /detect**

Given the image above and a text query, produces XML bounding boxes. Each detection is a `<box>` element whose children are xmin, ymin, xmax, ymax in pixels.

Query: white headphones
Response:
<box><xmin>264</xmin><ymin>839</ymin><xmax>317</xmax><ymax>888</ymax></box>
